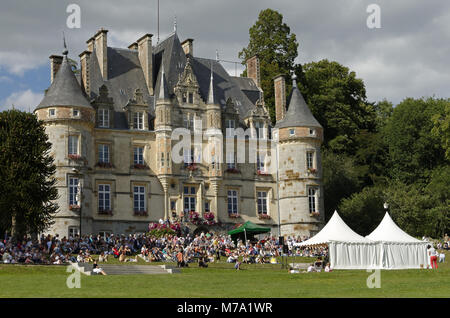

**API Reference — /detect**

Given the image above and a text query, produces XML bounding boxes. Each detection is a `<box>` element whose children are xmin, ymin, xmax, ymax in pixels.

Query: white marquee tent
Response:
<box><xmin>294</xmin><ymin>211</ymin><xmax>380</xmax><ymax>269</ymax></box>
<box><xmin>366</xmin><ymin>213</ymin><xmax>429</xmax><ymax>269</ymax></box>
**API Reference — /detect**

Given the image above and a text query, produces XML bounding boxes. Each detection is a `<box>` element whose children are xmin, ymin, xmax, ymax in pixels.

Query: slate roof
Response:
<box><xmin>37</xmin><ymin>54</ymin><xmax>91</xmax><ymax>109</ymax></box>
<box><xmin>274</xmin><ymin>84</ymin><xmax>322</xmax><ymax>129</ymax></box>
<box><xmin>38</xmin><ymin>32</ymin><xmax>262</xmax><ymax>128</ymax></box>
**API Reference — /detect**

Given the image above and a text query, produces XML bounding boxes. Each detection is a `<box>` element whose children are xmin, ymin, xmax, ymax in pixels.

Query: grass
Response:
<box><xmin>0</xmin><ymin>252</ymin><xmax>448</xmax><ymax>298</ymax></box>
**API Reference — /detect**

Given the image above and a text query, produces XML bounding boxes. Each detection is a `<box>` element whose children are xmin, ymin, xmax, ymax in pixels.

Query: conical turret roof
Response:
<box><xmin>275</xmin><ymin>77</ymin><xmax>321</xmax><ymax>129</ymax></box>
<box><xmin>36</xmin><ymin>52</ymin><xmax>91</xmax><ymax>110</ymax></box>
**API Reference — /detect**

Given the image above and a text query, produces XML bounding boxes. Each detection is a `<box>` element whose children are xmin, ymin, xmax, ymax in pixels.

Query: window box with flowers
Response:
<box><xmin>98</xmin><ymin>209</ymin><xmax>113</xmax><ymax>216</ymax></box>
<box><xmin>186</xmin><ymin>164</ymin><xmax>198</xmax><ymax>171</ymax></box>
<box><xmin>307</xmin><ymin>168</ymin><xmax>317</xmax><ymax>174</ymax></box>
<box><xmin>258</xmin><ymin>213</ymin><xmax>271</xmax><ymax>220</ymax></box>
<box><xmin>134</xmin><ymin>210</ymin><xmax>148</xmax><ymax>216</ymax></box>
<box><xmin>257</xmin><ymin>170</ymin><xmax>270</xmax><ymax>176</ymax></box>
<box><xmin>228</xmin><ymin>213</ymin><xmax>241</xmax><ymax>219</ymax></box>
<box><xmin>96</xmin><ymin>162</ymin><xmax>113</xmax><ymax>168</ymax></box>
<box><xmin>133</xmin><ymin>164</ymin><xmax>148</xmax><ymax>169</ymax></box>
<box><xmin>310</xmin><ymin>211</ymin><xmax>320</xmax><ymax>217</ymax></box>
<box><xmin>69</xmin><ymin>205</ymin><xmax>80</xmax><ymax>212</ymax></box>
<box><xmin>225</xmin><ymin>168</ymin><xmax>240</xmax><ymax>174</ymax></box>
<box><xmin>68</xmin><ymin>154</ymin><xmax>83</xmax><ymax>161</ymax></box>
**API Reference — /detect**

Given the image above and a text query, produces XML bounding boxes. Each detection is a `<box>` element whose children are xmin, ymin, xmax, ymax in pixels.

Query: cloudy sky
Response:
<box><xmin>1</xmin><ymin>0</ymin><xmax>449</xmax><ymax>111</ymax></box>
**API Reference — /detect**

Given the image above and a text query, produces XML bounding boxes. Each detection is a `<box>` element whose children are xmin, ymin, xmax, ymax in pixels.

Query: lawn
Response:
<box><xmin>0</xmin><ymin>252</ymin><xmax>448</xmax><ymax>298</ymax></box>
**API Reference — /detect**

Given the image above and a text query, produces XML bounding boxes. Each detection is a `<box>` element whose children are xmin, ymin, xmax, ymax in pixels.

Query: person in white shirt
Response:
<box><xmin>307</xmin><ymin>264</ymin><xmax>316</xmax><ymax>272</ymax></box>
<box><xmin>427</xmin><ymin>245</ymin><xmax>438</xmax><ymax>269</ymax></box>
<box><xmin>324</xmin><ymin>263</ymin><xmax>332</xmax><ymax>272</ymax></box>
<box><xmin>438</xmin><ymin>251</ymin><xmax>445</xmax><ymax>263</ymax></box>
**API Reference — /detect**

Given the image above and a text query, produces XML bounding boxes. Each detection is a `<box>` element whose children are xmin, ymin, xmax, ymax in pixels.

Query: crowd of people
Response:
<box><xmin>1</xmin><ymin>231</ymin><xmax>447</xmax><ymax>269</ymax></box>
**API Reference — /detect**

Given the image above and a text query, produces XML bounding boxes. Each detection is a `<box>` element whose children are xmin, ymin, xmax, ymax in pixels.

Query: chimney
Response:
<box><xmin>49</xmin><ymin>55</ymin><xmax>63</xmax><ymax>84</ymax></box>
<box><xmin>128</xmin><ymin>42</ymin><xmax>138</xmax><ymax>50</ymax></box>
<box><xmin>181</xmin><ymin>39</ymin><xmax>194</xmax><ymax>56</ymax></box>
<box><xmin>274</xmin><ymin>74</ymin><xmax>286</xmax><ymax>122</ymax></box>
<box><xmin>94</xmin><ymin>28</ymin><xmax>108</xmax><ymax>80</ymax></box>
<box><xmin>137</xmin><ymin>34</ymin><xmax>154</xmax><ymax>95</ymax></box>
<box><xmin>79</xmin><ymin>50</ymin><xmax>92</xmax><ymax>96</ymax></box>
<box><xmin>86</xmin><ymin>37</ymin><xmax>95</xmax><ymax>52</ymax></box>
<box><xmin>246</xmin><ymin>55</ymin><xmax>261</xmax><ymax>88</ymax></box>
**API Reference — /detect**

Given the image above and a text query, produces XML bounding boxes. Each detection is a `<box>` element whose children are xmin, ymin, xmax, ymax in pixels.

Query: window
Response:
<box><xmin>227</xmin><ymin>190</ymin><xmax>238</xmax><ymax>214</ymax></box>
<box><xmin>68</xmin><ymin>226</ymin><xmax>79</xmax><ymax>238</ymax></box>
<box><xmin>160</xmin><ymin>152</ymin><xmax>165</xmax><ymax>167</ymax></box>
<box><xmin>257</xmin><ymin>191</ymin><xmax>268</xmax><ymax>214</ymax></box>
<box><xmin>205</xmin><ymin>201</ymin><xmax>210</xmax><ymax>213</ymax></box>
<box><xmin>226</xmin><ymin>151</ymin><xmax>236</xmax><ymax>169</ymax></box>
<box><xmin>134</xmin><ymin>147</ymin><xmax>144</xmax><ymax>165</ymax></box>
<box><xmin>98</xmin><ymin>109</ymin><xmax>109</xmax><ymax>128</ymax></box>
<box><xmin>68</xmin><ymin>135</ymin><xmax>79</xmax><ymax>155</ymax></box>
<box><xmin>255</xmin><ymin>121</ymin><xmax>265</xmax><ymax>139</ymax></box>
<box><xmin>98</xmin><ymin>184</ymin><xmax>111</xmax><ymax>213</ymax></box>
<box><xmin>73</xmin><ymin>109</ymin><xmax>80</xmax><ymax>117</ymax></box>
<box><xmin>183</xmin><ymin>148</ymin><xmax>194</xmax><ymax>166</ymax></box>
<box><xmin>308</xmin><ymin>188</ymin><xmax>319</xmax><ymax>213</ymax></box>
<box><xmin>49</xmin><ymin>109</ymin><xmax>56</xmax><ymax>117</ymax></box>
<box><xmin>306</xmin><ymin>152</ymin><xmax>314</xmax><ymax>170</ymax></box>
<box><xmin>257</xmin><ymin>153</ymin><xmax>266</xmax><ymax>172</ymax></box>
<box><xmin>309</xmin><ymin>128</ymin><xmax>316</xmax><ymax>136</ymax></box>
<box><xmin>182</xmin><ymin>93</ymin><xmax>187</xmax><ymax>103</ymax></box>
<box><xmin>133</xmin><ymin>112</ymin><xmax>144</xmax><ymax>130</ymax></box>
<box><xmin>68</xmin><ymin>177</ymin><xmax>79</xmax><ymax>206</ymax></box>
<box><xmin>183</xmin><ymin>113</ymin><xmax>194</xmax><ymax>130</ymax></box>
<box><xmin>133</xmin><ymin>186</ymin><xmax>146</xmax><ymax>212</ymax></box>
<box><xmin>289</xmin><ymin>129</ymin><xmax>295</xmax><ymax>136</ymax></box>
<box><xmin>170</xmin><ymin>200</ymin><xmax>176</xmax><ymax>211</ymax></box>
<box><xmin>183</xmin><ymin>186</ymin><xmax>196</xmax><ymax>212</ymax></box>
<box><xmin>226</xmin><ymin>119</ymin><xmax>235</xmax><ymax>137</ymax></box>
<box><xmin>98</xmin><ymin>144</ymin><xmax>110</xmax><ymax>163</ymax></box>
<box><xmin>188</xmin><ymin>92</ymin><xmax>193</xmax><ymax>104</ymax></box>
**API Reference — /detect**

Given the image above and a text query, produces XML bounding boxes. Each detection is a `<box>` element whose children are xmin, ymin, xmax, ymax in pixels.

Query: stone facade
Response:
<box><xmin>35</xmin><ymin>28</ymin><xmax>324</xmax><ymax>238</ymax></box>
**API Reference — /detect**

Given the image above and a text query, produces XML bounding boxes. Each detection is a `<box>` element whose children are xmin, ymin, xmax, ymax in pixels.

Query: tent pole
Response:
<box><xmin>244</xmin><ymin>228</ymin><xmax>247</xmax><ymax>244</ymax></box>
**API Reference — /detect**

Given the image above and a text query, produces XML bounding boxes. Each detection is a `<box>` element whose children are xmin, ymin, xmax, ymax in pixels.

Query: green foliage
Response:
<box><xmin>0</xmin><ymin>110</ymin><xmax>58</xmax><ymax>237</ymax></box>
<box><xmin>339</xmin><ymin>186</ymin><xmax>386</xmax><ymax>236</ymax></box>
<box><xmin>299</xmin><ymin>59</ymin><xmax>377</xmax><ymax>154</ymax></box>
<box><xmin>322</xmin><ymin>150</ymin><xmax>363</xmax><ymax>222</ymax></box>
<box><xmin>148</xmin><ymin>228</ymin><xmax>176</xmax><ymax>238</ymax></box>
<box><xmin>431</xmin><ymin>101</ymin><xmax>450</xmax><ymax>160</ymax></box>
<box><xmin>239</xmin><ymin>8</ymin><xmax>300</xmax><ymax>124</ymax></box>
<box><xmin>383</xmin><ymin>97</ymin><xmax>448</xmax><ymax>185</ymax></box>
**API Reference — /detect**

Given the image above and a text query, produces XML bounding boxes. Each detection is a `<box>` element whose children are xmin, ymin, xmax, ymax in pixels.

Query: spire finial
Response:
<box><xmin>62</xmin><ymin>31</ymin><xmax>68</xmax><ymax>56</ymax></box>
<box><xmin>174</xmin><ymin>15</ymin><xmax>177</xmax><ymax>33</ymax></box>
<box><xmin>207</xmin><ymin>61</ymin><xmax>215</xmax><ymax>104</ymax></box>
<box><xmin>292</xmin><ymin>73</ymin><xmax>297</xmax><ymax>88</ymax></box>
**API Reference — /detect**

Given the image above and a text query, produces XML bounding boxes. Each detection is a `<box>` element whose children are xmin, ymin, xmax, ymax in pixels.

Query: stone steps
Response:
<box><xmin>75</xmin><ymin>263</ymin><xmax>180</xmax><ymax>275</ymax></box>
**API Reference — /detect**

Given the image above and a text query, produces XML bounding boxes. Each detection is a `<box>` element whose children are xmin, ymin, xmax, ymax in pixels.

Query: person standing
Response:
<box><xmin>428</xmin><ymin>244</ymin><xmax>438</xmax><ymax>269</ymax></box>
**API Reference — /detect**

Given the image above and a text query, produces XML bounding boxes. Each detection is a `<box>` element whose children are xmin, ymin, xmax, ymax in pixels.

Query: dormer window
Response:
<box><xmin>49</xmin><ymin>109</ymin><xmax>56</xmax><ymax>117</ymax></box>
<box><xmin>133</xmin><ymin>112</ymin><xmax>144</xmax><ymax>130</ymax></box>
<box><xmin>182</xmin><ymin>93</ymin><xmax>187</xmax><ymax>103</ymax></box>
<box><xmin>98</xmin><ymin>109</ymin><xmax>109</xmax><ymax>128</ymax></box>
<box><xmin>72</xmin><ymin>109</ymin><xmax>80</xmax><ymax>117</ymax></box>
<box><xmin>188</xmin><ymin>92</ymin><xmax>193</xmax><ymax>104</ymax></box>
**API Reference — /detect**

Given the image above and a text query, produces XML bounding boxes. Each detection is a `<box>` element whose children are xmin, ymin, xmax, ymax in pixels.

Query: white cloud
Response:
<box><xmin>0</xmin><ymin>52</ymin><xmax>45</xmax><ymax>76</ymax></box>
<box><xmin>1</xmin><ymin>89</ymin><xmax>44</xmax><ymax>112</ymax></box>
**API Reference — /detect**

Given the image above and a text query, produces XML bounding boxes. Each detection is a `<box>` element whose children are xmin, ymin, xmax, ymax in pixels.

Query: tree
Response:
<box><xmin>322</xmin><ymin>150</ymin><xmax>363</xmax><ymax>222</ymax></box>
<box><xmin>338</xmin><ymin>185</ymin><xmax>385</xmax><ymax>236</ymax></box>
<box><xmin>383</xmin><ymin>97</ymin><xmax>447</xmax><ymax>185</ymax></box>
<box><xmin>431</xmin><ymin>101</ymin><xmax>450</xmax><ymax>160</ymax></box>
<box><xmin>239</xmin><ymin>8</ymin><xmax>299</xmax><ymax>123</ymax></box>
<box><xmin>299</xmin><ymin>59</ymin><xmax>377</xmax><ymax>155</ymax></box>
<box><xmin>0</xmin><ymin>110</ymin><xmax>58</xmax><ymax>238</ymax></box>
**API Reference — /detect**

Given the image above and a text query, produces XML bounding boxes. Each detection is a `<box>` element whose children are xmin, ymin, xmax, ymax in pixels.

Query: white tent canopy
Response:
<box><xmin>365</xmin><ymin>212</ymin><xmax>428</xmax><ymax>269</ymax></box>
<box><xmin>295</xmin><ymin>211</ymin><xmax>373</xmax><ymax>246</ymax></box>
<box><xmin>366</xmin><ymin>212</ymin><xmax>423</xmax><ymax>243</ymax></box>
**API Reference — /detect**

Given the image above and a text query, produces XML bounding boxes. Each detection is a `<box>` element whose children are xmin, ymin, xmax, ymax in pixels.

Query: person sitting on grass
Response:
<box><xmin>324</xmin><ymin>263</ymin><xmax>332</xmax><ymax>272</ymax></box>
<box><xmin>92</xmin><ymin>260</ymin><xmax>107</xmax><ymax>275</ymax></box>
<box><xmin>235</xmin><ymin>261</ymin><xmax>241</xmax><ymax>270</ymax></box>
<box><xmin>198</xmin><ymin>254</ymin><xmax>208</xmax><ymax>268</ymax></box>
<box><xmin>98</xmin><ymin>252</ymin><xmax>108</xmax><ymax>262</ymax></box>
<box><xmin>307</xmin><ymin>263</ymin><xmax>316</xmax><ymax>272</ymax></box>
